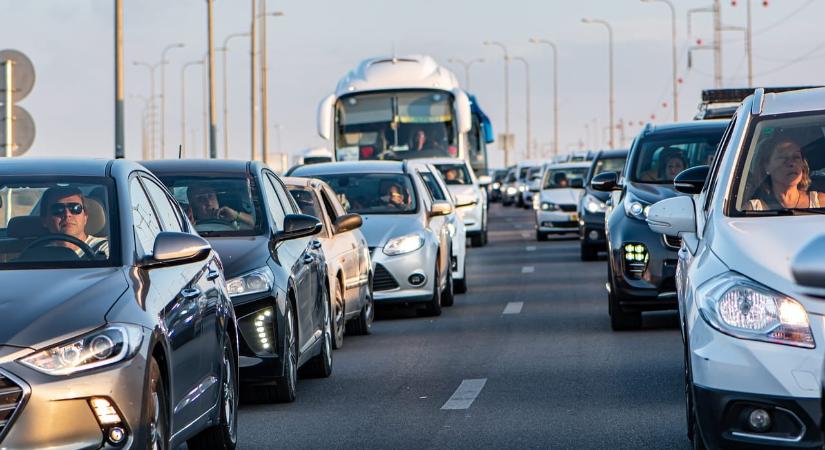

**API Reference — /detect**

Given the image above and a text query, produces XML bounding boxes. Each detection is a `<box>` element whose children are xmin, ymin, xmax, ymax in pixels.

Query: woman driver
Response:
<box><xmin>746</xmin><ymin>135</ymin><xmax>825</xmax><ymax>210</ymax></box>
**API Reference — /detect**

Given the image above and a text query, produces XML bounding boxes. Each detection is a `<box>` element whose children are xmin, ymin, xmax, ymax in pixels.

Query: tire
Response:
<box><xmin>346</xmin><ymin>286</ymin><xmax>374</xmax><ymax>336</ymax></box>
<box><xmin>481</xmin><ymin>220</ymin><xmax>488</xmax><ymax>246</ymax></box>
<box><xmin>304</xmin><ymin>288</ymin><xmax>333</xmax><ymax>378</ymax></box>
<box><xmin>608</xmin><ymin>266</ymin><xmax>642</xmax><ymax>331</ymax></box>
<box><xmin>331</xmin><ymin>280</ymin><xmax>345</xmax><ymax>350</ymax></box>
<box><xmin>580</xmin><ymin>243</ymin><xmax>598</xmax><ymax>261</ymax></box>
<box><xmin>420</xmin><ymin>264</ymin><xmax>442</xmax><ymax>316</ymax></box>
<box><xmin>144</xmin><ymin>356</ymin><xmax>170</xmax><ymax>450</ymax></box>
<box><xmin>187</xmin><ymin>336</ymin><xmax>238</xmax><ymax>450</ymax></box>
<box><xmin>266</xmin><ymin>300</ymin><xmax>297</xmax><ymax>403</ymax></box>
<box><xmin>441</xmin><ymin>266</ymin><xmax>454</xmax><ymax>307</ymax></box>
<box><xmin>536</xmin><ymin>230</ymin><xmax>548</xmax><ymax>241</ymax></box>
<box><xmin>470</xmin><ymin>233</ymin><xmax>483</xmax><ymax>247</ymax></box>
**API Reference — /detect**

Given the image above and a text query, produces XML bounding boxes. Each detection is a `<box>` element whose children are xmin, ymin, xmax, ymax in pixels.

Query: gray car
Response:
<box><xmin>289</xmin><ymin>161</ymin><xmax>454</xmax><ymax>316</ymax></box>
<box><xmin>0</xmin><ymin>159</ymin><xmax>238</xmax><ymax>450</ymax></box>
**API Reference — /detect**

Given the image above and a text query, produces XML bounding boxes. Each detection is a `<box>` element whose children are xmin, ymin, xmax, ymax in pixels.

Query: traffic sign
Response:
<box><xmin>0</xmin><ymin>50</ymin><xmax>35</xmax><ymax>102</ymax></box>
<box><xmin>0</xmin><ymin>105</ymin><xmax>35</xmax><ymax>156</ymax></box>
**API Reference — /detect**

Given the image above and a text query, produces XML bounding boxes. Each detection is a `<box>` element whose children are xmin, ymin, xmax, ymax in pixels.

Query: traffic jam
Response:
<box><xmin>3</xmin><ymin>2</ymin><xmax>825</xmax><ymax>449</ymax></box>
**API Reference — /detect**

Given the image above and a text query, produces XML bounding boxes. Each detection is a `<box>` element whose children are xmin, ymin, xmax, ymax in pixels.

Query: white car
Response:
<box><xmin>647</xmin><ymin>87</ymin><xmax>825</xmax><ymax>449</ymax></box>
<box><xmin>422</xmin><ymin>157</ymin><xmax>488</xmax><ymax>247</ymax></box>
<box><xmin>534</xmin><ymin>162</ymin><xmax>590</xmax><ymax>241</ymax></box>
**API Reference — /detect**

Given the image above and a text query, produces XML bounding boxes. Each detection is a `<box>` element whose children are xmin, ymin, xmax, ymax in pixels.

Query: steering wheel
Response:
<box><xmin>376</xmin><ymin>149</ymin><xmax>399</xmax><ymax>161</ymax></box>
<box><xmin>22</xmin><ymin>234</ymin><xmax>96</xmax><ymax>259</ymax></box>
<box><xmin>194</xmin><ymin>219</ymin><xmax>237</xmax><ymax>231</ymax></box>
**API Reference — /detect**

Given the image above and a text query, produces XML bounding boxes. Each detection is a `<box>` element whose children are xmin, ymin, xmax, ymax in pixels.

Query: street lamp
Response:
<box><xmin>581</xmin><ymin>18</ymin><xmax>615</xmax><ymax>149</ymax></box>
<box><xmin>446</xmin><ymin>57</ymin><xmax>484</xmax><ymax>90</ymax></box>
<box><xmin>641</xmin><ymin>0</ymin><xmax>678</xmax><ymax>121</ymax></box>
<box><xmin>511</xmin><ymin>56</ymin><xmax>532</xmax><ymax>161</ymax></box>
<box><xmin>221</xmin><ymin>32</ymin><xmax>250</xmax><ymax>159</ymax></box>
<box><xmin>206</xmin><ymin>0</ymin><xmax>218</xmax><ymax>159</ymax></box>
<box><xmin>528</xmin><ymin>38</ymin><xmax>560</xmax><ymax>156</ymax></box>
<box><xmin>180</xmin><ymin>60</ymin><xmax>204</xmax><ymax>158</ymax></box>
<box><xmin>160</xmin><ymin>43</ymin><xmax>185</xmax><ymax>158</ymax></box>
<box><xmin>133</xmin><ymin>61</ymin><xmax>162</xmax><ymax>158</ymax></box>
<box><xmin>483</xmin><ymin>40</ymin><xmax>511</xmax><ymax>165</ymax></box>
<box><xmin>259</xmin><ymin>8</ymin><xmax>285</xmax><ymax>164</ymax></box>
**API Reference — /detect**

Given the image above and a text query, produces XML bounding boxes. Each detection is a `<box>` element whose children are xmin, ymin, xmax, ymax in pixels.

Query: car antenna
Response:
<box><xmin>178</xmin><ymin>144</ymin><xmax>183</xmax><ymax>159</ymax></box>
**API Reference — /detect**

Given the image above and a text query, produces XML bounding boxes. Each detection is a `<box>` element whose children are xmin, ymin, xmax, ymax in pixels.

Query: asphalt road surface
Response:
<box><xmin>234</xmin><ymin>204</ymin><xmax>689</xmax><ymax>449</ymax></box>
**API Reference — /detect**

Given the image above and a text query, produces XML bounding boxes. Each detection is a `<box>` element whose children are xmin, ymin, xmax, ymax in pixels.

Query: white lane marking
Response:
<box><xmin>521</xmin><ymin>232</ymin><xmax>531</xmax><ymax>239</ymax></box>
<box><xmin>441</xmin><ymin>378</ymin><xmax>488</xmax><ymax>410</ymax></box>
<box><xmin>503</xmin><ymin>302</ymin><xmax>523</xmax><ymax>315</ymax></box>
<box><xmin>526</xmin><ymin>246</ymin><xmax>536</xmax><ymax>252</ymax></box>
<box><xmin>505</xmin><ymin>218</ymin><xmax>513</xmax><ymax>222</ymax></box>
<box><xmin>521</xmin><ymin>266</ymin><xmax>535</xmax><ymax>274</ymax></box>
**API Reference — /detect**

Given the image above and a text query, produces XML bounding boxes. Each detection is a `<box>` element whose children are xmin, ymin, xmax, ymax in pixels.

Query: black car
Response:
<box><xmin>0</xmin><ymin>159</ymin><xmax>238</xmax><ymax>449</ymax></box>
<box><xmin>488</xmin><ymin>169</ymin><xmax>508</xmax><ymax>202</ymax></box>
<box><xmin>592</xmin><ymin>121</ymin><xmax>727</xmax><ymax>330</ymax></box>
<box><xmin>578</xmin><ymin>149</ymin><xmax>628</xmax><ymax>261</ymax></box>
<box><xmin>143</xmin><ymin>160</ymin><xmax>332</xmax><ymax>403</ymax></box>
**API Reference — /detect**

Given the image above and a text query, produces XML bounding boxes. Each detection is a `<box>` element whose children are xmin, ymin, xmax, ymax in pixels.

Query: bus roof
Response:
<box><xmin>335</xmin><ymin>54</ymin><xmax>461</xmax><ymax>97</ymax></box>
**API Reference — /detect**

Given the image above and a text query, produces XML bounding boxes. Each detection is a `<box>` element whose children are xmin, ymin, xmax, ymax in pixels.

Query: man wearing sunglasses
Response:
<box><xmin>39</xmin><ymin>186</ymin><xmax>109</xmax><ymax>258</ymax></box>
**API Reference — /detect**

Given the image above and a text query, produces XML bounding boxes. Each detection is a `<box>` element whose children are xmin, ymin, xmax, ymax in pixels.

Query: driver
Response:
<box><xmin>186</xmin><ymin>184</ymin><xmax>254</xmax><ymax>227</ymax></box>
<box><xmin>40</xmin><ymin>186</ymin><xmax>109</xmax><ymax>258</ymax></box>
<box><xmin>381</xmin><ymin>183</ymin><xmax>410</xmax><ymax>210</ymax></box>
<box><xmin>444</xmin><ymin>168</ymin><xmax>460</xmax><ymax>183</ymax></box>
<box><xmin>553</xmin><ymin>172</ymin><xmax>569</xmax><ymax>188</ymax></box>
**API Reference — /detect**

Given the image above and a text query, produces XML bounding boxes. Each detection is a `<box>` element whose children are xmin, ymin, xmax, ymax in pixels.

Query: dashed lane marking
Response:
<box><xmin>441</xmin><ymin>378</ymin><xmax>488</xmax><ymax>410</ymax></box>
<box><xmin>526</xmin><ymin>246</ymin><xmax>536</xmax><ymax>251</ymax></box>
<box><xmin>503</xmin><ymin>302</ymin><xmax>524</xmax><ymax>315</ymax></box>
<box><xmin>521</xmin><ymin>266</ymin><xmax>535</xmax><ymax>274</ymax></box>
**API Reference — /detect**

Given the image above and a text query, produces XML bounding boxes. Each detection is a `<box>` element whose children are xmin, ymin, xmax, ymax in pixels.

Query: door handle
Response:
<box><xmin>207</xmin><ymin>268</ymin><xmax>220</xmax><ymax>281</ymax></box>
<box><xmin>311</xmin><ymin>240</ymin><xmax>322</xmax><ymax>250</ymax></box>
<box><xmin>180</xmin><ymin>288</ymin><xmax>201</xmax><ymax>299</ymax></box>
<box><xmin>303</xmin><ymin>255</ymin><xmax>315</xmax><ymax>264</ymax></box>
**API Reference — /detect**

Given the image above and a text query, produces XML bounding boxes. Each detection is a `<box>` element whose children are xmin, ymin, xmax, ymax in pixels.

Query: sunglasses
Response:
<box><xmin>49</xmin><ymin>202</ymin><xmax>84</xmax><ymax>216</ymax></box>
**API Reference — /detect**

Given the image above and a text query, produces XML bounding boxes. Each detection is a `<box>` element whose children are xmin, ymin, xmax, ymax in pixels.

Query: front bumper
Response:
<box><xmin>579</xmin><ymin>210</ymin><xmax>607</xmax><ymax>248</ymax></box>
<box><xmin>232</xmin><ymin>294</ymin><xmax>286</xmax><ymax>385</ymax></box>
<box><xmin>536</xmin><ymin>209</ymin><xmax>579</xmax><ymax>233</ymax></box>
<box><xmin>370</xmin><ymin>245</ymin><xmax>436</xmax><ymax>304</ymax></box>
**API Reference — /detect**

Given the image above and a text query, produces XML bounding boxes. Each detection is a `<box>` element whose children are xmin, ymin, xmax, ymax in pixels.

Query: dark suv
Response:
<box><xmin>578</xmin><ymin>149</ymin><xmax>627</xmax><ymax>261</ymax></box>
<box><xmin>592</xmin><ymin>121</ymin><xmax>727</xmax><ymax>330</ymax></box>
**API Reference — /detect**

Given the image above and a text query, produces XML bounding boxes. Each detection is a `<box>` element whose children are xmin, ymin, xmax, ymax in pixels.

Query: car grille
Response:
<box><xmin>559</xmin><ymin>204</ymin><xmax>577</xmax><ymax>212</ymax></box>
<box><xmin>663</xmin><ymin>235</ymin><xmax>682</xmax><ymax>249</ymax></box>
<box><xmin>373</xmin><ymin>264</ymin><xmax>400</xmax><ymax>291</ymax></box>
<box><xmin>0</xmin><ymin>371</ymin><xmax>24</xmax><ymax>438</ymax></box>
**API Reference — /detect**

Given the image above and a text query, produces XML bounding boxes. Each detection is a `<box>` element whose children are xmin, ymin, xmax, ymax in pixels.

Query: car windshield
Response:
<box><xmin>592</xmin><ymin>156</ymin><xmax>627</xmax><ymax>180</ymax></box>
<box><xmin>0</xmin><ymin>178</ymin><xmax>117</xmax><ymax>269</ymax></box>
<box><xmin>288</xmin><ymin>187</ymin><xmax>324</xmax><ymax>219</ymax></box>
<box><xmin>335</xmin><ymin>90</ymin><xmax>457</xmax><ymax>161</ymax></box>
<box><xmin>310</xmin><ymin>173</ymin><xmax>418</xmax><ymax>214</ymax></box>
<box><xmin>543</xmin><ymin>168</ymin><xmax>588</xmax><ymax>189</ymax></box>
<box><xmin>155</xmin><ymin>176</ymin><xmax>264</xmax><ymax>237</ymax></box>
<box><xmin>434</xmin><ymin>163</ymin><xmax>471</xmax><ymax>185</ymax></box>
<box><xmin>733</xmin><ymin>112</ymin><xmax>825</xmax><ymax>214</ymax></box>
<box><xmin>631</xmin><ymin>130</ymin><xmax>724</xmax><ymax>183</ymax></box>
<box><xmin>518</xmin><ymin>167</ymin><xmax>531</xmax><ymax>180</ymax></box>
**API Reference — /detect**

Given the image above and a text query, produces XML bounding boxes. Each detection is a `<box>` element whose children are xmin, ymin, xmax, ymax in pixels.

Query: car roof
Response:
<box><xmin>139</xmin><ymin>159</ymin><xmax>253</xmax><ymax>175</ymax></box>
<box><xmin>642</xmin><ymin>119</ymin><xmax>729</xmax><ymax>137</ymax></box>
<box><xmin>289</xmin><ymin>160</ymin><xmax>405</xmax><ymax>176</ymax></box>
<box><xmin>408</xmin><ymin>157</ymin><xmax>468</xmax><ymax>166</ymax></box>
<box><xmin>760</xmin><ymin>86</ymin><xmax>825</xmax><ymax>116</ymax></box>
<box><xmin>0</xmin><ymin>158</ymin><xmax>144</xmax><ymax>177</ymax></box>
<box><xmin>545</xmin><ymin>161</ymin><xmax>592</xmax><ymax>170</ymax></box>
<box><xmin>594</xmin><ymin>149</ymin><xmax>629</xmax><ymax>159</ymax></box>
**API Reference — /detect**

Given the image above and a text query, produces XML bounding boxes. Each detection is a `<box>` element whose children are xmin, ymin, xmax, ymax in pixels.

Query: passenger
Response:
<box><xmin>553</xmin><ymin>172</ymin><xmax>569</xmax><ymax>188</ymax></box>
<box><xmin>746</xmin><ymin>135</ymin><xmax>825</xmax><ymax>210</ymax></box>
<box><xmin>40</xmin><ymin>186</ymin><xmax>109</xmax><ymax>258</ymax></box>
<box><xmin>187</xmin><ymin>184</ymin><xmax>254</xmax><ymax>227</ymax></box>
<box><xmin>661</xmin><ymin>152</ymin><xmax>687</xmax><ymax>181</ymax></box>
<box><xmin>411</xmin><ymin>128</ymin><xmax>430</xmax><ymax>151</ymax></box>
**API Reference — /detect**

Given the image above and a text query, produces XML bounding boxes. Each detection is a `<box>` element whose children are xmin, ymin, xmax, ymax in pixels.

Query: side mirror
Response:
<box><xmin>792</xmin><ymin>235</ymin><xmax>825</xmax><ymax>289</ymax></box>
<box><xmin>317</xmin><ymin>94</ymin><xmax>335</xmax><ymax>140</ymax></box>
<box><xmin>150</xmin><ymin>232</ymin><xmax>211</xmax><ymax>266</ymax></box>
<box><xmin>276</xmin><ymin>214</ymin><xmax>322</xmax><ymax>241</ymax></box>
<box><xmin>333</xmin><ymin>213</ymin><xmax>362</xmax><ymax>234</ymax></box>
<box><xmin>453</xmin><ymin>90</ymin><xmax>472</xmax><ymax>134</ymax></box>
<box><xmin>478</xmin><ymin>175</ymin><xmax>492</xmax><ymax>186</ymax></box>
<box><xmin>570</xmin><ymin>179</ymin><xmax>584</xmax><ymax>189</ymax></box>
<box><xmin>591</xmin><ymin>171</ymin><xmax>619</xmax><ymax>192</ymax></box>
<box><xmin>429</xmin><ymin>200</ymin><xmax>453</xmax><ymax>217</ymax></box>
<box><xmin>674</xmin><ymin>165</ymin><xmax>710</xmax><ymax>194</ymax></box>
<box><xmin>646</xmin><ymin>196</ymin><xmax>696</xmax><ymax>237</ymax></box>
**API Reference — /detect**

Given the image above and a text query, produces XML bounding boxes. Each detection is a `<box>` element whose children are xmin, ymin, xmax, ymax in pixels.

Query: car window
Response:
<box><xmin>288</xmin><ymin>187</ymin><xmax>324</xmax><ymax>219</ymax></box>
<box><xmin>419</xmin><ymin>171</ymin><xmax>448</xmax><ymax>201</ymax></box>
<box><xmin>141</xmin><ymin>176</ymin><xmax>183</xmax><ymax>232</ymax></box>
<box><xmin>268</xmin><ymin>174</ymin><xmax>297</xmax><ymax>215</ymax></box>
<box><xmin>631</xmin><ymin>129</ymin><xmax>725</xmax><ymax>183</ymax></box>
<box><xmin>307</xmin><ymin>173</ymin><xmax>419</xmax><ymax>214</ymax></box>
<box><xmin>261</xmin><ymin>175</ymin><xmax>287</xmax><ymax>230</ymax></box>
<box><xmin>543</xmin><ymin>168</ymin><xmax>588</xmax><ymax>189</ymax></box>
<box><xmin>130</xmin><ymin>177</ymin><xmax>162</xmax><ymax>256</ymax></box>
<box><xmin>319</xmin><ymin>188</ymin><xmax>342</xmax><ymax>220</ymax></box>
<box><xmin>592</xmin><ymin>157</ymin><xmax>626</xmax><ymax>180</ymax></box>
<box><xmin>704</xmin><ymin>114</ymin><xmax>738</xmax><ymax>214</ymax></box>
<box><xmin>434</xmin><ymin>163</ymin><xmax>472</xmax><ymax>185</ymax></box>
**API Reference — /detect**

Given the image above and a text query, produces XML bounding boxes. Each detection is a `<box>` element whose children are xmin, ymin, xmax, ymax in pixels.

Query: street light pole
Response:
<box><xmin>114</xmin><ymin>0</ymin><xmax>124</xmax><ymax>159</ymax></box>
<box><xmin>483</xmin><ymin>41</ymin><xmax>510</xmax><ymax>166</ymax></box>
<box><xmin>250</xmin><ymin>0</ymin><xmax>258</xmax><ymax>161</ymax></box>
<box><xmin>529</xmin><ymin>38</ymin><xmax>560</xmax><ymax>156</ymax></box>
<box><xmin>641</xmin><ymin>0</ymin><xmax>678</xmax><ymax>121</ymax></box>
<box><xmin>512</xmin><ymin>56</ymin><xmax>532</xmax><ymax>161</ymax></box>
<box><xmin>446</xmin><ymin>57</ymin><xmax>484</xmax><ymax>90</ymax></box>
<box><xmin>206</xmin><ymin>0</ymin><xmax>218</xmax><ymax>159</ymax></box>
<box><xmin>133</xmin><ymin>61</ymin><xmax>161</xmax><ymax>158</ymax></box>
<box><xmin>582</xmin><ymin>18</ymin><xmax>615</xmax><ymax>149</ymax></box>
<box><xmin>259</xmin><ymin>8</ymin><xmax>285</xmax><ymax>165</ymax></box>
<box><xmin>160</xmin><ymin>43</ymin><xmax>184</xmax><ymax>159</ymax></box>
<box><xmin>181</xmin><ymin>60</ymin><xmax>203</xmax><ymax>158</ymax></box>
<box><xmin>222</xmin><ymin>32</ymin><xmax>250</xmax><ymax>159</ymax></box>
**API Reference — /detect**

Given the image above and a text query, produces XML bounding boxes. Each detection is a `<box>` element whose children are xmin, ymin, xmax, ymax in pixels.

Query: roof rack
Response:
<box><xmin>701</xmin><ymin>86</ymin><xmax>822</xmax><ymax>105</ymax></box>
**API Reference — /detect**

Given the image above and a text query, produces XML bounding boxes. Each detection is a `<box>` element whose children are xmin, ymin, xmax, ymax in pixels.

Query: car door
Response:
<box><xmin>415</xmin><ymin>171</ymin><xmax>449</xmax><ymax>283</ymax></box>
<box><xmin>318</xmin><ymin>186</ymin><xmax>359</xmax><ymax>310</ymax></box>
<box><xmin>129</xmin><ymin>175</ymin><xmax>210</xmax><ymax>431</ymax></box>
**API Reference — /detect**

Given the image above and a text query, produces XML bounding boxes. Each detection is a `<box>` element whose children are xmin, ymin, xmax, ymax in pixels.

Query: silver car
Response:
<box><xmin>289</xmin><ymin>161</ymin><xmax>454</xmax><ymax>316</ymax></box>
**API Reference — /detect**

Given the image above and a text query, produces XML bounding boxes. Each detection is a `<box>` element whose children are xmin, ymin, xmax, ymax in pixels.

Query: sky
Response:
<box><xmin>2</xmin><ymin>0</ymin><xmax>824</xmax><ymax>169</ymax></box>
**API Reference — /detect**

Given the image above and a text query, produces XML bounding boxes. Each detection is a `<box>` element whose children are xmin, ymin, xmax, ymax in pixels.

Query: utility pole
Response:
<box><xmin>582</xmin><ymin>18</ymin><xmax>615</xmax><ymax>149</ymax></box>
<box><xmin>160</xmin><ymin>43</ymin><xmax>184</xmax><ymax>159</ymax></box>
<box><xmin>529</xmin><ymin>38</ymin><xmax>559</xmax><ymax>156</ymax></box>
<box><xmin>641</xmin><ymin>0</ymin><xmax>678</xmax><ymax>121</ymax></box>
<box><xmin>512</xmin><ymin>56</ymin><xmax>531</xmax><ymax>161</ymax></box>
<box><xmin>206</xmin><ymin>0</ymin><xmax>218</xmax><ymax>159</ymax></box>
<box><xmin>446</xmin><ymin>57</ymin><xmax>484</xmax><ymax>90</ymax></box>
<box><xmin>250</xmin><ymin>0</ymin><xmax>258</xmax><ymax>161</ymax></box>
<box><xmin>222</xmin><ymin>32</ymin><xmax>250</xmax><ymax>159</ymax></box>
<box><xmin>258</xmin><ymin>8</ymin><xmax>284</xmax><ymax>165</ymax></box>
<box><xmin>181</xmin><ymin>60</ymin><xmax>203</xmax><ymax>157</ymax></box>
<box><xmin>133</xmin><ymin>61</ymin><xmax>161</xmax><ymax>158</ymax></box>
<box><xmin>483</xmin><ymin>41</ymin><xmax>510</xmax><ymax>165</ymax></box>
<box><xmin>114</xmin><ymin>0</ymin><xmax>124</xmax><ymax>159</ymax></box>
<box><xmin>688</xmin><ymin>1</ymin><xmax>722</xmax><ymax>88</ymax></box>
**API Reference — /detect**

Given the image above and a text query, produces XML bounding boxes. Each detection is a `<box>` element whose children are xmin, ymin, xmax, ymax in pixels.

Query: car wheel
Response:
<box><xmin>304</xmin><ymin>288</ymin><xmax>333</xmax><ymax>378</ymax></box>
<box><xmin>187</xmin><ymin>335</ymin><xmax>238</xmax><ymax>450</ymax></box>
<box><xmin>580</xmin><ymin>242</ymin><xmax>598</xmax><ymax>261</ymax></box>
<box><xmin>145</xmin><ymin>356</ymin><xmax>170</xmax><ymax>450</ymax></box>
<box><xmin>347</xmin><ymin>285</ymin><xmax>374</xmax><ymax>336</ymax></box>
<box><xmin>331</xmin><ymin>281</ymin><xmax>345</xmax><ymax>350</ymax></box>
<box><xmin>420</xmin><ymin>263</ymin><xmax>442</xmax><ymax>316</ymax></box>
<box><xmin>536</xmin><ymin>230</ymin><xmax>548</xmax><ymax>241</ymax></box>
<box><xmin>481</xmin><ymin>219</ymin><xmax>488</xmax><ymax>246</ymax></box>
<box><xmin>441</xmin><ymin>265</ymin><xmax>454</xmax><ymax>307</ymax></box>
<box><xmin>270</xmin><ymin>302</ymin><xmax>298</xmax><ymax>403</ymax></box>
<box><xmin>607</xmin><ymin>265</ymin><xmax>642</xmax><ymax>331</ymax></box>
<box><xmin>470</xmin><ymin>233</ymin><xmax>483</xmax><ymax>247</ymax></box>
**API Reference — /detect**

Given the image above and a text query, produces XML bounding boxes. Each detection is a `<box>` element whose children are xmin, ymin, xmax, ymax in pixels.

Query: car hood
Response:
<box><xmin>447</xmin><ymin>184</ymin><xmax>478</xmax><ymax>204</ymax></box>
<box><xmin>714</xmin><ymin>216</ymin><xmax>825</xmax><ymax>314</ymax></box>
<box><xmin>626</xmin><ymin>181</ymin><xmax>680</xmax><ymax>205</ymax></box>
<box><xmin>359</xmin><ymin>214</ymin><xmax>425</xmax><ymax>248</ymax></box>
<box><xmin>540</xmin><ymin>188</ymin><xmax>584</xmax><ymax>205</ymax></box>
<box><xmin>206</xmin><ymin>235</ymin><xmax>270</xmax><ymax>279</ymax></box>
<box><xmin>0</xmin><ymin>267</ymin><xmax>129</xmax><ymax>349</ymax></box>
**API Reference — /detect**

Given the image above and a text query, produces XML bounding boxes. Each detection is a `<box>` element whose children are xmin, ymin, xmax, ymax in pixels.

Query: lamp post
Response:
<box><xmin>221</xmin><ymin>32</ymin><xmax>250</xmax><ymax>159</ymax></box>
<box><xmin>206</xmin><ymin>0</ymin><xmax>218</xmax><ymax>159</ymax></box>
<box><xmin>180</xmin><ymin>60</ymin><xmax>203</xmax><ymax>158</ymax></box>
<box><xmin>446</xmin><ymin>57</ymin><xmax>484</xmax><ymax>90</ymax></box>
<box><xmin>582</xmin><ymin>18</ymin><xmax>615</xmax><ymax>149</ymax></box>
<box><xmin>114</xmin><ymin>0</ymin><xmax>124</xmax><ymax>159</ymax></box>
<box><xmin>133</xmin><ymin>61</ymin><xmax>162</xmax><ymax>158</ymax></box>
<box><xmin>483</xmin><ymin>41</ymin><xmax>511</xmax><ymax>165</ymax></box>
<box><xmin>259</xmin><ymin>8</ymin><xmax>285</xmax><ymax>164</ymax></box>
<box><xmin>250</xmin><ymin>0</ymin><xmax>257</xmax><ymax>161</ymax></box>
<box><xmin>159</xmin><ymin>43</ymin><xmax>184</xmax><ymax>158</ymax></box>
<box><xmin>528</xmin><ymin>38</ymin><xmax>559</xmax><ymax>156</ymax></box>
<box><xmin>641</xmin><ymin>0</ymin><xmax>678</xmax><ymax>121</ymax></box>
<box><xmin>511</xmin><ymin>56</ymin><xmax>532</xmax><ymax>161</ymax></box>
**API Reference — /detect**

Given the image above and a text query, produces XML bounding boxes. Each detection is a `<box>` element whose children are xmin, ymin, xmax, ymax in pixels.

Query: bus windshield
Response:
<box><xmin>335</xmin><ymin>90</ymin><xmax>457</xmax><ymax>162</ymax></box>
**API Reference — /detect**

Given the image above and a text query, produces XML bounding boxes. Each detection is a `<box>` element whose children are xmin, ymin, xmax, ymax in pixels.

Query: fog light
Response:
<box><xmin>409</xmin><ymin>273</ymin><xmax>426</xmax><ymax>286</ymax></box>
<box><xmin>588</xmin><ymin>230</ymin><xmax>599</xmax><ymax>240</ymax></box>
<box><xmin>89</xmin><ymin>397</ymin><xmax>122</xmax><ymax>426</ymax></box>
<box><xmin>239</xmin><ymin>307</ymin><xmax>276</xmax><ymax>355</ymax></box>
<box><xmin>108</xmin><ymin>426</ymin><xmax>127</xmax><ymax>444</ymax></box>
<box><xmin>748</xmin><ymin>408</ymin><xmax>772</xmax><ymax>432</ymax></box>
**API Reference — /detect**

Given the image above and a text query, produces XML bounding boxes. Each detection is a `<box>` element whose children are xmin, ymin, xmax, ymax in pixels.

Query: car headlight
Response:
<box><xmin>506</xmin><ymin>186</ymin><xmax>517</xmax><ymax>195</ymax></box>
<box><xmin>541</xmin><ymin>201</ymin><xmax>559</xmax><ymax>211</ymax></box>
<box><xmin>227</xmin><ymin>266</ymin><xmax>275</xmax><ymax>297</ymax></box>
<box><xmin>20</xmin><ymin>324</ymin><xmax>144</xmax><ymax>376</ymax></box>
<box><xmin>518</xmin><ymin>185</ymin><xmax>526</xmax><ymax>192</ymax></box>
<box><xmin>532</xmin><ymin>195</ymin><xmax>540</xmax><ymax>210</ymax></box>
<box><xmin>698</xmin><ymin>272</ymin><xmax>814</xmax><ymax>349</ymax></box>
<box><xmin>492</xmin><ymin>182</ymin><xmax>501</xmax><ymax>189</ymax></box>
<box><xmin>383</xmin><ymin>233</ymin><xmax>424</xmax><ymax>256</ymax></box>
<box><xmin>623</xmin><ymin>193</ymin><xmax>651</xmax><ymax>220</ymax></box>
<box><xmin>583</xmin><ymin>194</ymin><xmax>606</xmax><ymax>214</ymax></box>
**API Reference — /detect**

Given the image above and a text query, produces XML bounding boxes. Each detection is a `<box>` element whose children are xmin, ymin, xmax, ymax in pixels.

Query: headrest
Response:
<box><xmin>84</xmin><ymin>197</ymin><xmax>108</xmax><ymax>237</ymax></box>
<box><xmin>7</xmin><ymin>216</ymin><xmax>47</xmax><ymax>238</ymax></box>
